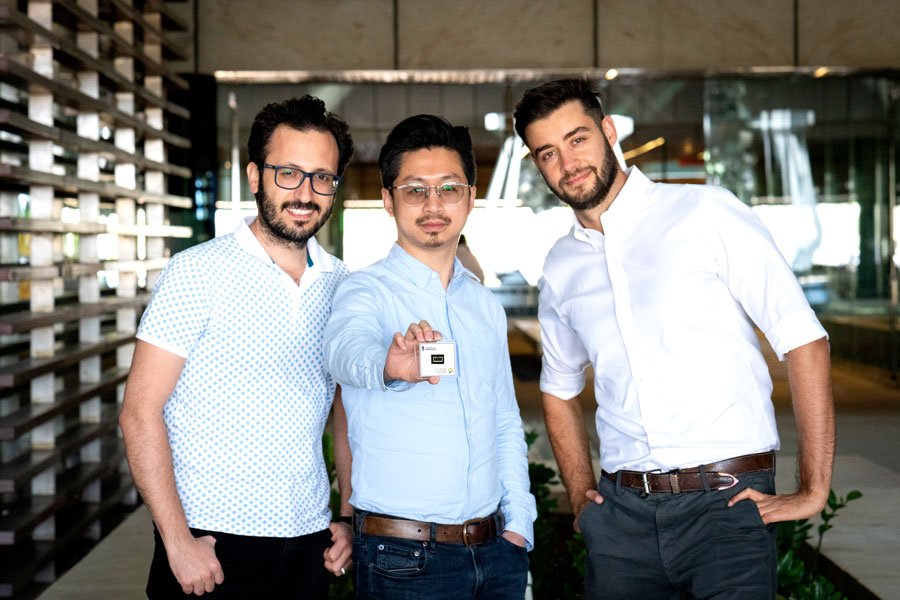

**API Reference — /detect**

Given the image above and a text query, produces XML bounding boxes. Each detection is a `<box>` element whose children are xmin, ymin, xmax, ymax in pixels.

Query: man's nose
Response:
<box><xmin>423</xmin><ymin>188</ymin><xmax>443</xmax><ymax>212</ymax></box>
<box><xmin>560</xmin><ymin>149</ymin><xmax>580</xmax><ymax>173</ymax></box>
<box><xmin>294</xmin><ymin>176</ymin><xmax>315</xmax><ymax>199</ymax></box>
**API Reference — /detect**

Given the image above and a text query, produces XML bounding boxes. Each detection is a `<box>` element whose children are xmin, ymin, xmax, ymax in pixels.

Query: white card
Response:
<box><xmin>418</xmin><ymin>341</ymin><xmax>457</xmax><ymax>378</ymax></box>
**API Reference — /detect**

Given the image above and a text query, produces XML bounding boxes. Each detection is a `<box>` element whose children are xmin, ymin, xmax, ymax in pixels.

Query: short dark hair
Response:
<box><xmin>378</xmin><ymin>114</ymin><xmax>476</xmax><ymax>189</ymax></box>
<box><xmin>247</xmin><ymin>95</ymin><xmax>354</xmax><ymax>176</ymax></box>
<box><xmin>513</xmin><ymin>78</ymin><xmax>606</xmax><ymax>147</ymax></box>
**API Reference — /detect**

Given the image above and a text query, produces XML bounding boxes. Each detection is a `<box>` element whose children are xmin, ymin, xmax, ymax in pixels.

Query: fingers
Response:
<box><xmin>405</xmin><ymin>321</ymin><xmax>441</xmax><ymax>343</ymax></box>
<box><xmin>727</xmin><ymin>487</ymin><xmax>762</xmax><ymax>507</ymax></box>
<box><xmin>427</xmin><ymin>376</ymin><xmax>440</xmax><ymax>385</ymax></box>
<box><xmin>585</xmin><ymin>489</ymin><xmax>604</xmax><ymax>504</ymax></box>
<box><xmin>391</xmin><ymin>331</ymin><xmax>408</xmax><ymax>352</ymax></box>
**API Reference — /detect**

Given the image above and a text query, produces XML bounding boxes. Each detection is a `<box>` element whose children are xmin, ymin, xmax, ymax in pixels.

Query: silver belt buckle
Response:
<box><xmin>640</xmin><ymin>468</ymin><xmax>662</xmax><ymax>497</ymax></box>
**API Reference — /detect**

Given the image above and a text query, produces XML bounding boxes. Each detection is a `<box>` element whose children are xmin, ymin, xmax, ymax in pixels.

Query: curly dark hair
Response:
<box><xmin>247</xmin><ymin>95</ymin><xmax>354</xmax><ymax>175</ymax></box>
<box><xmin>378</xmin><ymin>114</ymin><xmax>475</xmax><ymax>189</ymax></box>
<box><xmin>514</xmin><ymin>78</ymin><xmax>606</xmax><ymax>147</ymax></box>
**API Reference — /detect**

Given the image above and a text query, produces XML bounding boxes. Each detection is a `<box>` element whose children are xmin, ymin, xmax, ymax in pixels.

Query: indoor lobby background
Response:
<box><xmin>1</xmin><ymin>0</ymin><xmax>898</xmax><ymax>598</ymax></box>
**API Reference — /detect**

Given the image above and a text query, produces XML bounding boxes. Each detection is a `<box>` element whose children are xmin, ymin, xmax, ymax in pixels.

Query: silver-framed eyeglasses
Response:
<box><xmin>264</xmin><ymin>164</ymin><xmax>342</xmax><ymax>196</ymax></box>
<box><xmin>388</xmin><ymin>182</ymin><xmax>471</xmax><ymax>207</ymax></box>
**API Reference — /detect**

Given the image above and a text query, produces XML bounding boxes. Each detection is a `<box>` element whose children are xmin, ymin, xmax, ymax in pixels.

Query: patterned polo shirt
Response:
<box><xmin>136</xmin><ymin>217</ymin><xmax>349</xmax><ymax>537</ymax></box>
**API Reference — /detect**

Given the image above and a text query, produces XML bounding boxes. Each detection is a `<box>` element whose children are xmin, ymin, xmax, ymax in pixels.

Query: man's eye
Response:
<box><xmin>409</xmin><ymin>187</ymin><xmax>427</xmax><ymax>194</ymax></box>
<box><xmin>279</xmin><ymin>169</ymin><xmax>295</xmax><ymax>176</ymax></box>
<box><xmin>540</xmin><ymin>151</ymin><xmax>555</xmax><ymax>162</ymax></box>
<box><xmin>314</xmin><ymin>173</ymin><xmax>332</xmax><ymax>182</ymax></box>
<box><xmin>573</xmin><ymin>137</ymin><xmax>584</xmax><ymax>144</ymax></box>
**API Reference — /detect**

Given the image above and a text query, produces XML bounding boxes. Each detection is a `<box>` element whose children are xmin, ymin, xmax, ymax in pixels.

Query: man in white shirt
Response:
<box><xmin>514</xmin><ymin>78</ymin><xmax>834</xmax><ymax>599</ymax></box>
<box><xmin>119</xmin><ymin>96</ymin><xmax>354</xmax><ymax>598</ymax></box>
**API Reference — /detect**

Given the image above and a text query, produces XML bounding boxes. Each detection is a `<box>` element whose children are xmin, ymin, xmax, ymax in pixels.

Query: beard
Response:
<box><xmin>414</xmin><ymin>214</ymin><xmax>452</xmax><ymax>248</ymax></box>
<box><xmin>547</xmin><ymin>142</ymin><xmax>620</xmax><ymax>212</ymax></box>
<box><xmin>254</xmin><ymin>179</ymin><xmax>334</xmax><ymax>249</ymax></box>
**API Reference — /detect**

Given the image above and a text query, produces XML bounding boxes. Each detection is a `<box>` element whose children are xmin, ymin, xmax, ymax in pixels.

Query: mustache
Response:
<box><xmin>559</xmin><ymin>166</ymin><xmax>597</xmax><ymax>187</ymax></box>
<box><xmin>415</xmin><ymin>215</ymin><xmax>451</xmax><ymax>226</ymax></box>
<box><xmin>281</xmin><ymin>201</ymin><xmax>320</xmax><ymax>213</ymax></box>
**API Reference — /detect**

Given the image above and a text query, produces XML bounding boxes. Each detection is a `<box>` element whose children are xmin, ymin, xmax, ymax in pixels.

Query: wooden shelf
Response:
<box><xmin>0</xmin><ymin>5</ymin><xmax>190</xmax><ymax>119</ymax></box>
<box><xmin>0</xmin><ymin>58</ymin><xmax>191</xmax><ymax>148</ymax></box>
<box><xmin>0</xmin><ymin>296</ymin><xmax>148</xmax><ymax>335</ymax></box>
<box><xmin>0</xmin><ymin>0</ymin><xmax>189</xmax><ymax>591</ymax></box>
<box><xmin>0</xmin><ymin>265</ymin><xmax>59</xmax><ymax>282</ymax></box>
<box><xmin>101</xmin><ymin>257</ymin><xmax>169</xmax><ymax>272</ymax></box>
<box><xmin>0</xmin><ymin>368</ymin><xmax>131</xmax><ymax>440</ymax></box>
<box><xmin>0</xmin><ymin>331</ymin><xmax>136</xmax><ymax>388</ymax></box>
<box><xmin>0</xmin><ymin>109</ymin><xmax>192</xmax><ymax>178</ymax></box>
<box><xmin>0</xmin><ymin>164</ymin><xmax>193</xmax><ymax>207</ymax></box>
<box><xmin>0</xmin><ymin>468</ymin><xmax>133</xmax><ymax>597</ymax></box>
<box><xmin>53</xmin><ymin>0</ymin><xmax>190</xmax><ymax>90</ymax></box>
<box><xmin>0</xmin><ymin>436</ymin><xmax>128</xmax><ymax>546</ymax></box>
<box><xmin>0</xmin><ymin>217</ymin><xmax>193</xmax><ymax>239</ymax></box>
<box><xmin>105</xmin><ymin>0</ymin><xmax>189</xmax><ymax>60</ymax></box>
<box><xmin>0</xmin><ymin>411</ymin><xmax>120</xmax><ymax>493</ymax></box>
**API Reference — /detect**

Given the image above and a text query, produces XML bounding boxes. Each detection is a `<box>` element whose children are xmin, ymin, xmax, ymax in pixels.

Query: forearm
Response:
<box><xmin>787</xmin><ymin>336</ymin><xmax>835</xmax><ymax>504</ymax></box>
<box><xmin>120</xmin><ymin>407</ymin><xmax>191</xmax><ymax>546</ymax></box>
<box><xmin>332</xmin><ymin>389</ymin><xmax>353</xmax><ymax>517</ymax></box>
<box><xmin>542</xmin><ymin>392</ymin><xmax>596</xmax><ymax>512</ymax></box>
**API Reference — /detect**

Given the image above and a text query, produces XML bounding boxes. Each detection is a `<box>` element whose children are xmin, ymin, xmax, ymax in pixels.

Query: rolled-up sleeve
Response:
<box><xmin>709</xmin><ymin>191</ymin><xmax>828</xmax><ymax>360</ymax></box>
<box><xmin>537</xmin><ymin>276</ymin><xmax>590</xmax><ymax>399</ymax></box>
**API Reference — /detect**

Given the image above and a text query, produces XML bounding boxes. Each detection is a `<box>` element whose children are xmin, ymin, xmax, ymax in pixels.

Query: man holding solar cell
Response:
<box><xmin>324</xmin><ymin>114</ymin><xmax>536</xmax><ymax>599</ymax></box>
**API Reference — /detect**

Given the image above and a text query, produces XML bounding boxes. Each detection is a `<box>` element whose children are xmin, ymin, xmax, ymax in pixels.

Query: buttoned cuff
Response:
<box><xmin>375</xmin><ymin>347</ymin><xmax>415</xmax><ymax>392</ymax></box>
<box><xmin>763</xmin><ymin>308</ymin><xmax>828</xmax><ymax>361</ymax></box>
<box><xmin>502</xmin><ymin>508</ymin><xmax>535</xmax><ymax>551</ymax></box>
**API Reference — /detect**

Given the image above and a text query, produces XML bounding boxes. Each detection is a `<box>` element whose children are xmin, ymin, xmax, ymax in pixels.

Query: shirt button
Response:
<box><xmin>431</xmin><ymin>273</ymin><xmax>437</xmax><ymax>279</ymax></box>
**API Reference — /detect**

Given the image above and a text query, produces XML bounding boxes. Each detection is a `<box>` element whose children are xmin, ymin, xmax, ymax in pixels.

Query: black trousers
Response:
<box><xmin>146</xmin><ymin>526</ymin><xmax>332</xmax><ymax>599</ymax></box>
<box><xmin>580</xmin><ymin>470</ymin><xmax>777</xmax><ymax>600</ymax></box>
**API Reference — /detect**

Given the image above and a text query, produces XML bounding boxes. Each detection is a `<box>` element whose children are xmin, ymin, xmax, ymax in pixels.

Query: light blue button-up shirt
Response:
<box><xmin>324</xmin><ymin>244</ymin><xmax>536</xmax><ymax>548</ymax></box>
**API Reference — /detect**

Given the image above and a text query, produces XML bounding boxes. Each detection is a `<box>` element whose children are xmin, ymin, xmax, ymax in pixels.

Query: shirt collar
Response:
<box><xmin>234</xmin><ymin>216</ymin><xmax>333</xmax><ymax>273</ymax></box>
<box><xmin>572</xmin><ymin>166</ymin><xmax>651</xmax><ymax>242</ymax></box>
<box><xmin>386</xmin><ymin>243</ymin><xmax>467</xmax><ymax>289</ymax></box>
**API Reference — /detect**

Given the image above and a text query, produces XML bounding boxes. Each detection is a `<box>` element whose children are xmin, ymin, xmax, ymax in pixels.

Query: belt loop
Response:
<box><xmin>615</xmin><ymin>470</ymin><xmax>623</xmax><ymax>494</ymax></box>
<box><xmin>429</xmin><ymin>521</ymin><xmax>436</xmax><ymax>550</ymax></box>
<box><xmin>698</xmin><ymin>463</ymin><xmax>712</xmax><ymax>492</ymax></box>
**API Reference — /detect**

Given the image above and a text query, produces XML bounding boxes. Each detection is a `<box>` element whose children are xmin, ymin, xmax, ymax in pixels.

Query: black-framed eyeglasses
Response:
<box><xmin>388</xmin><ymin>182</ymin><xmax>471</xmax><ymax>207</ymax></box>
<box><xmin>264</xmin><ymin>164</ymin><xmax>342</xmax><ymax>196</ymax></box>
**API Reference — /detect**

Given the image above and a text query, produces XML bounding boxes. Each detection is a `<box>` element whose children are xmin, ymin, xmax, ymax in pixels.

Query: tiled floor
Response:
<box><xmin>39</xmin><ymin>333</ymin><xmax>900</xmax><ymax>599</ymax></box>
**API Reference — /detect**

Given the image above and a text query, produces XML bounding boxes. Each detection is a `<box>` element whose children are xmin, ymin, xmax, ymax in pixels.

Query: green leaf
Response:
<box><xmin>846</xmin><ymin>490</ymin><xmax>862</xmax><ymax>501</ymax></box>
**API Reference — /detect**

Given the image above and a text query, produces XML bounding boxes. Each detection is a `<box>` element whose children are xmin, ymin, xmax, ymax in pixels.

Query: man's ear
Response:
<box><xmin>382</xmin><ymin>188</ymin><xmax>394</xmax><ymax>217</ymax></box>
<box><xmin>247</xmin><ymin>162</ymin><xmax>260</xmax><ymax>195</ymax></box>
<box><xmin>466</xmin><ymin>186</ymin><xmax>476</xmax><ymax>215</ymax></box>
<box><xmin>601</xmin><ymin>115</ymin><xmax>618</xmax><ymax>148</ymax></box>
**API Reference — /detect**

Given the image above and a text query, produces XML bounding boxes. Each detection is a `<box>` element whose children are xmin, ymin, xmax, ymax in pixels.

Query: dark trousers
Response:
<box><xmin>147</xmin><ymin>526</ymin><xmax>331</xmax><ymax>599</ymax></box>
<box><xmin>352</xmin><ymin>512</ymin><xmax>529</xmax><ymax>599</ymax></box>
<box><xmin>580</xmin><ymin>470</ymin><xmax>777</xmax><ymax>600</ymax></box>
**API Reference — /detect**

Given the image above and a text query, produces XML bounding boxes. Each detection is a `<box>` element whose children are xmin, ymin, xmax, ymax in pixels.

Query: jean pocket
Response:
<box><xmin>371</xmin><ymin>539</ymin><xmax>428</xmax><ymax>577</ymax></box>
<box><xmin>498</xmin><ymin>535</ymin><xmax>528</xmax><ymax>554</ymax></box>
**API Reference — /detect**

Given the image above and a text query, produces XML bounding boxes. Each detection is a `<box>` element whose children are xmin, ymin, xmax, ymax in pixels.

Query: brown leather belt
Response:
<box><xmin>602</xmin><ymin>451</ymin><xmax>774</xmax><ymax>496</ymax></box>
<box><xmin>356</xmin><ymin>511</ymin><xmax>502</xmax><ymax>546</ymax></box>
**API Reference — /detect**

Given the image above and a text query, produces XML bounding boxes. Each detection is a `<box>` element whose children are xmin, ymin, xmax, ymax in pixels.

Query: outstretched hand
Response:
<box><xmin>728</xmin><ymin>488</ymin><xmax>827</xmax><ymax>524</ymax></box>
<box><xmin>384</xmin><ymin>320</ymin><xmax>443</xmax><ymax>385</ymax></box>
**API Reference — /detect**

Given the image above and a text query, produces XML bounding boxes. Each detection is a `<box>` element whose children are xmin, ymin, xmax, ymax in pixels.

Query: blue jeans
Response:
<box><xmin>580</xmin><ymin>470</ymin><xmax>777</xmax><ymax>599</ymax></box>
<box><xmin>353</xmin><ymin>514</ymin><xmax>528</xmax><ymax>599</ymax></box>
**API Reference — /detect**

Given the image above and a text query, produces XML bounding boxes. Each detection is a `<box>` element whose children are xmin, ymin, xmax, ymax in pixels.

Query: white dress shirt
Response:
<box><xmin>538</xmin><ymin>167</ymin><xmax>827</xmax><ymax>473</ymax></box>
